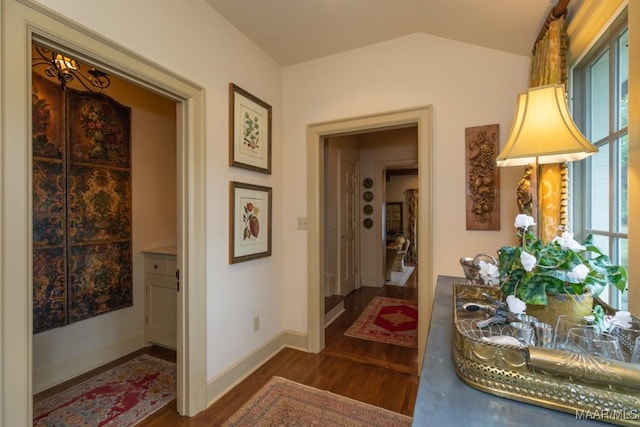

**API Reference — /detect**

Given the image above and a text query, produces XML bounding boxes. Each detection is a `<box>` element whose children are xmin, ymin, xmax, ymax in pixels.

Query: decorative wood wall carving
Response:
<box><xmin>32</xmin><ymin>73</ymin><xmax>132</xmax><ymax>333</ymax></box>
<box><xmin>465</xmin><ymin>124</ymin><xmax>500</xmax><ymax>230</ymax></box>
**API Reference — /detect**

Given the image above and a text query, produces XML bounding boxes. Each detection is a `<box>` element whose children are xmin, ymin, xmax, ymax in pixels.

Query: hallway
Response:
<box><xmin>140</xmin><ymin>266</ymin><xmax>419</xmax><ymax>425</ymax></box>
<box><xmin>33</xmin><ymin>268</ymin><xmax>419</xmax><ymax>426</ymax></box>
<box><xmin>323</xmin><ymin>270</ymin><xmax>418</xmax><ymax>375</ymax></box>
<box><xmin>34</xmin><ymin>266</ymin><xmax>420</xmax><ymax>425</ymax></box>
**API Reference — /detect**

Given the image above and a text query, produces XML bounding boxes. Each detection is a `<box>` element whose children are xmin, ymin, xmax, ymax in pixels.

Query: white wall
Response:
<box><xmin>31</xmin><ymin>71</ymin><xmax>177</xmax><ymax>391</ymax></box>
<box><xmin>283</xmin><ymin>33</ymin><xmax>530</xmax><ymax>330</ymax></box>
<box><xmin>32</xmin><ymin>0</ymin><xmax>285</xmax><ymax>382</ymax></box>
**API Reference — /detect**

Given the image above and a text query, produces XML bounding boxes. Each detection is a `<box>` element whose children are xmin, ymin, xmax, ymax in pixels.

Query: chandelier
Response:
<box><xmin>32</xmin><ymin>45</ymin><xmax>110</xmax><ymax>93</ymax></box>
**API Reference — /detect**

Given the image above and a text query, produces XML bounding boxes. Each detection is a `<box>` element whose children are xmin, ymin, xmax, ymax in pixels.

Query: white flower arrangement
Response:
<box><xmin>498</xmin><ymin>214</ymin><xmax>627</xmax><ymax>306</ymax></box>
<box><xmin>506</xmin><ymin>295</ymin><xmax>527</xmax><ymax>315</ymax></box>
<box><xmin>478</xmin><ymin>260</ymin><xmax>500</xmax><ymax>286</ymax></box>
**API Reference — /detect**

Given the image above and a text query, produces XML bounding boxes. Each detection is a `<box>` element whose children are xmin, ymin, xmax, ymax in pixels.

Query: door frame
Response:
<box><xmin>306</xmin><ymin>106</ymin><xmax>433</xmax><ymax>368</ymax></box>
<box><xmin>1</xmin><ymin>1</ymin><xmax>207</xmax><ymax>425</ymax></box>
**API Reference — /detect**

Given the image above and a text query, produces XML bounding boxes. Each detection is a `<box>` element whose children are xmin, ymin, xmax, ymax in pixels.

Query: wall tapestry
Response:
<box><xmin>32</xmin><ymin>73</ymin><xmax>132</xmax><ymax>333</ymax></box>
<box><xmin>464</xmin><ymin>124</ymin><xmax>500</xmax><ymax>230</ymax></box>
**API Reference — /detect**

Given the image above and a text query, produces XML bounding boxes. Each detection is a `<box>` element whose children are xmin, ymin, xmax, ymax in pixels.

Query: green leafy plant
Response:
<box><xmin>498</xmin><ymin>215</ymin><xmax>627</xmax><ymax>306</ymax></box>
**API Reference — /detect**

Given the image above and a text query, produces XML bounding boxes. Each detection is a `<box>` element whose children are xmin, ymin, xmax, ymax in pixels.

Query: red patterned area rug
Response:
<box><xmin>33</xmin><ymin>354</ymin><xmax>176</xmax><ymax>427</ymax></box>
<box><xmin>223</xmin><ymin>377</ymin><xmax>412</xmax><ymax>426</ymax></box>
<box><xmin>344</xmin><ymin>296</ymin><xmax>418</xmax><ymax>348</ymax></box>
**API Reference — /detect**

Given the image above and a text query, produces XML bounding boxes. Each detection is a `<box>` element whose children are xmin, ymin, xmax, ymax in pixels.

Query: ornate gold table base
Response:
<box><xmin>453</xmin><ymin>282</ymin><xmax>640</xmax><ymax>426</ymax></box>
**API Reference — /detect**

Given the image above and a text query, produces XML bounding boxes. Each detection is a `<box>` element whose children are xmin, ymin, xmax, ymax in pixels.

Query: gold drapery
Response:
<box><xmin>529</xmin><ymin>15</ymin><xmax>570</xmax><ymax>242</ymax></box>
<box><xmin>530</xmin><ymin>17</ymin><xmax>568</xmax><ymax>88</ymax></box>
<box><xmin>405</xmin><ymin>189</ymin><xmax>418</xmax><ymax>263</ymax></box>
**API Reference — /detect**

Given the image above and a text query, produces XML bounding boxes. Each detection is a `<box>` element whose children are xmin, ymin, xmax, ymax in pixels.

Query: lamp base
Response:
<box><xmin>516</xmin><ymin>163</ymin><xmax>535</xmax><ymax>216</ymax></box>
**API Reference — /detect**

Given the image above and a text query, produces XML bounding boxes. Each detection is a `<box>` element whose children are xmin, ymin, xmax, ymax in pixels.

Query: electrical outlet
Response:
<box><xmin>253</xmin><ymin>315</ymin><xmax>260</xmax><ymax>332</ymax></box>
<box><xmin>297</xmin><ymin>217</ymin><xmax>308</xmax><ymax>230</ymax></box>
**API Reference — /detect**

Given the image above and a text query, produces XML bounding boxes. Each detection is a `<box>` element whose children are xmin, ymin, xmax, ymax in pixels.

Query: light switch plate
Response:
<box><xmin>297</xmin><ymin>217</ymin><xmax>308</xmax><ymax>230</ymax></box>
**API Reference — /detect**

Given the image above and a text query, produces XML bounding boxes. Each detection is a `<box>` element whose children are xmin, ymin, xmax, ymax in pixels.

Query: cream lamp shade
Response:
<box><xmin>496</xmin><ymin>84</ymin><xmax>598</xmax><ymax>167</ymax></box>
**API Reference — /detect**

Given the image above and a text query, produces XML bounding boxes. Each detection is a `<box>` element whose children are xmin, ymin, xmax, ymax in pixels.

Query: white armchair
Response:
<box><xmin>393</xmin><ymin>239</ymin><xmax>410</xmax><ymax>272</ymax></box>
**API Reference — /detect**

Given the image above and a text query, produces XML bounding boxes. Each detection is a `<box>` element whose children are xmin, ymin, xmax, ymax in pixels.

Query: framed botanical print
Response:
<box><xmin>229</xmin><ymin>83</ymin><xmax>272</xmax><ymax>174</ymax></box>
<box><xmin>229</xmin><ymin>181</ymin><xmax>272</xmax><ymax>264</ymax></box>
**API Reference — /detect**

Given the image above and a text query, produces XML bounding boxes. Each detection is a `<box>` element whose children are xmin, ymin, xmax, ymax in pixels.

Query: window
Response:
<box><xmin>572</xmin><ymin>10</ymin><xmax>628</xmax><ymax>309</ymax></box>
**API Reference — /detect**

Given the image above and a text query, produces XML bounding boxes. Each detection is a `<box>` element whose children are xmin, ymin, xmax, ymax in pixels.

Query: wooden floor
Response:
<box><xmin>38</xmin><ymin>266</ymin><xmax>419</xmax><ymax>426</ymax></box>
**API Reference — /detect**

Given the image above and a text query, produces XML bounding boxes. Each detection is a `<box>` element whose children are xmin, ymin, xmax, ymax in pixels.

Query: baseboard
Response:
<box><xmin>206</xmin><ymin>330</ymin><xmax>308</xmax><ymax>406</ymax></box>
<box><xmin>32</xmin><ymin>333</ymin><xmax>145</xmax><ymax>393</ymax></box>
<box><xmin>325</xmin><ymin>301</ymin><xmax>345</xmax><ymax>327</ymax></box>
<box><xmin>33</xmin><ymin>330</ymin><xmax>310</xmax><ymax>405</ymax></box>
<box><xmin>360</xmin><ymin>275</ymin><xmax>384</xmax><ymax>287</ymax></box>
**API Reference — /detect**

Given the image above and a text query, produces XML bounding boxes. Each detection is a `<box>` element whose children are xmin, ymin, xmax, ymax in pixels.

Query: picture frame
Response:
<box><xmin>229</xmin><ymin>181</ymin><xmax>272</xmax><ymax>264</ymax></box>
<box><xmin>385</xmin><ymin>202</ymin><xmax>403</xmax><ymax>235</ymax></box>
<box><xmin>229</xmin><ymin>83</ymin><xmax>272</xmax><ymax>174</ymax></box>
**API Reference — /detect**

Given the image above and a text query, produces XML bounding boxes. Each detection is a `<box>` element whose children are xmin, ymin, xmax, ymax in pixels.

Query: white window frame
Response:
<box><xmin>571</xmin><ymin>10</ymin><xmax>629</xmax><ymax>309</ymax></box>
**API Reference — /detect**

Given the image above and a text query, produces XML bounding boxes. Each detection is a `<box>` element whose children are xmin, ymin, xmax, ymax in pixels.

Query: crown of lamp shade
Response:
<box><xmin>496</xmin><ymin>84</ymin><xmax>598</xmax><ymax>167</ymax></box>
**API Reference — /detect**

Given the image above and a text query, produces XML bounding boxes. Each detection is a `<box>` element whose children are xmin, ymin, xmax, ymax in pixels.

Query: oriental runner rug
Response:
<box><xmin>223</xmin><ymin>376</ymin><xmax>412</xmax><ymax>426</ymax></box>
<box><xmin>33</xmin><ymin>354</ymin><xmax>176</xmax><ymax>427</ymax></box>
<box><xmin>344</xmin><ymin>296</ymin><xmax>418</xmax><ymax>348</ymax></box>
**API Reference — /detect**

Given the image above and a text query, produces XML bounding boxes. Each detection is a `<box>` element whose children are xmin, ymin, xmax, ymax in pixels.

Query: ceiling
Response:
<box><xmin>205</xmin><ymin>0</ymin><xmax>560</xmax><ymax>67</ymax></box>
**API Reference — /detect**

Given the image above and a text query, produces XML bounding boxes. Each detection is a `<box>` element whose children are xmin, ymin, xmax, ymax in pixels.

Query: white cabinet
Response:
<box><xmin>143</xmin><ymin>248</ymin><xmax>177</xmax><ymax>349</ymax></box>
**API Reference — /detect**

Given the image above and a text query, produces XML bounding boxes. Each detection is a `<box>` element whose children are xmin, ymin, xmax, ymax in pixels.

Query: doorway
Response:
<box><xmin>1</xmin><ymin>2</ymin><xmax>206</xmax><ymax>424</ymax></box>
<box><xmin>383</xmin><ymin>165</ymin><xmax>419</xmax><ymax>280</ymax></box>
<box><xmin>306</xmin><ymin>107</ymin><xmax>434</xmax><ymax>368</ymax></box>
<box><xmin>30</xmin><ymin>36</ymin><xmax>180</xmax><ymax>396</ymax></box>
<box><xmin>322</xmin><ymin>128</ymin><xmax>419</xmax><ymax>376</ymax></box>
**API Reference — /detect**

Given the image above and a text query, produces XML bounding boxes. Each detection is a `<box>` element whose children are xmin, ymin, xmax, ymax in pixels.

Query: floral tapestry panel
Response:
<box><xmin>31</xmin><ymin>74</ymin><xmax>132</xmax><ymax>333</ymax></box>
<box><xmin>68</xmin><ymin>165</ymin><xmax>132</xmax><ymax>243</ymax></box>
<box><xmin>66</xmin><ymin>89</ymin><xmax>131</xmax><ymax>168</ymax></box>
<box><xmin>32</xmin><ymin>73</ymin><xmax>64</xmax><ymax>160</ymax></box>
<box><xmin>33</xmin><ymin>246</ymin><xmax>67</xmax><ymax>333</ymax></box>
<box><xmin>33</xmin><ymin>160</ymin><xmax>66</xmax><ymax>246</ymax></box>
<box><xmin>67</xmin><ymin>242</ymin><xmax>133</xmax><ymax>323</ymax></box>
